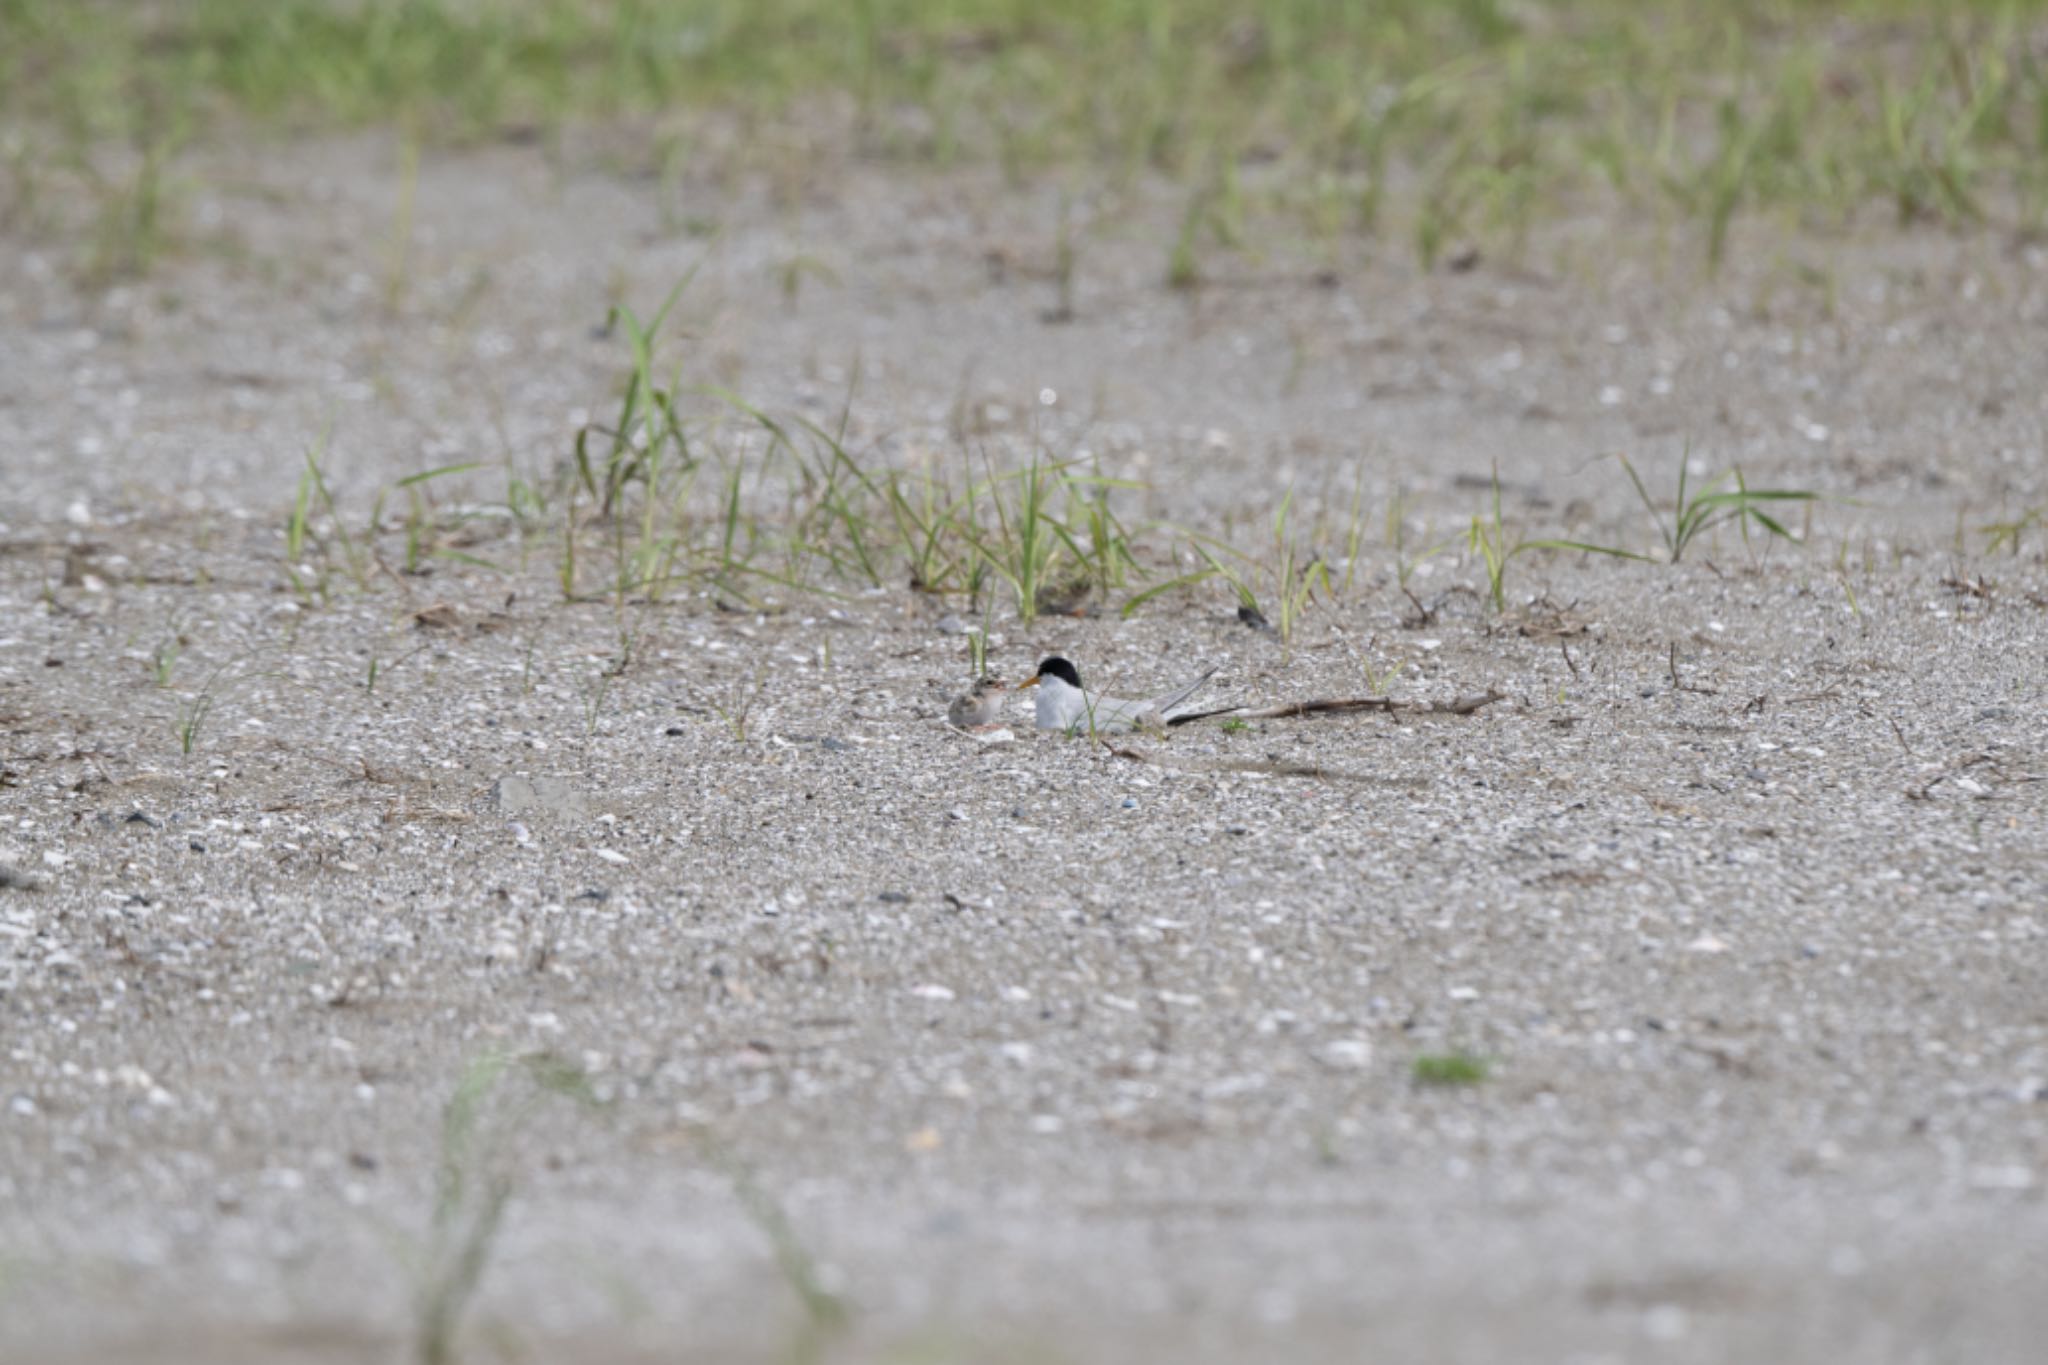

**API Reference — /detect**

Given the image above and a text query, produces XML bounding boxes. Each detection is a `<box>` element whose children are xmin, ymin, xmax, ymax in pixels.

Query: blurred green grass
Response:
<box><xmin>4</xmin><ymin>0</ymin><xmax>2044</xmax><ymax>269</ymax></box>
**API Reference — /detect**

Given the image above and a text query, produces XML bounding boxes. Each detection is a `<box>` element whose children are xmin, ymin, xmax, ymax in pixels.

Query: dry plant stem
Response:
<box><xmin>1097</xmin><ymin>740</ymin><xmax>1417</xmax><ymax>785</ymax></box>
<box><xmin>1170</xmin><ymin>690</ymin><xmax>1506</xmax><ymax>726</ymax></box>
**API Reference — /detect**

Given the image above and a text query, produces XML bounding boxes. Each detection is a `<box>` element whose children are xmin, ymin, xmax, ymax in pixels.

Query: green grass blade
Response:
<box><xmin>1120</xmin><ymin>567</ymin><xmax>1218</xmax><ymax>618</ymax></box>
<box><xmin>396</xmin><ymin>461</ymin><xmax>483</xmax><ymax>488</ymax></box>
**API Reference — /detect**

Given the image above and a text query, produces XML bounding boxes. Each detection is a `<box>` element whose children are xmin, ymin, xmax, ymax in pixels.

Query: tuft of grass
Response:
<box><xmin>172</xmin><ymin>658</ymin><xmax>261</xmax><ymax>759</ymax></box>
<box><xmin>383</xmin><ymin>133</ymin><xmax>421</xmax><ymax>313</ymax></box>
<box><xmin>1185</xmin><ymin>488</ymin><xmax>1330</xmax><ymax>644</ymax></box>
<box><xmin>394</xmin><ymin>462</ymin><xmax>489</xmax><ymax>575</ymax></box>
<box><xmin>580</xmin><ymin>271</ymin><xmax>699</xmax><ymax>524</ymax></box>
<box><xmin>1619</xmin><ymin>451</ymin><xmax>1817</xmax><ymax>563</ymax></box>
<box><xmin>1412</xmin><ymin>1051</ymin><xmax>1490</xmax><ymax>1087</ymax></box>
<box><xmin>174</xmin><ymin>685</ymin><xmax>215</xmax><ymax>759</ymax></box>
<box><xmin>1362</xmin><ymin>655</ymin><xmax>1407</xmax><ymax>696</ymax></box>
<box><xmin>1333</xmin><ymin>469</ymin><xmax>1373</xmax><ymax>597</ymax></box>
<box><xmin>1048</xmin><ymin>194</ymin><xmax>1078</xmax><ymax>322</ymax></box>
<box><xmin>81</xmin><ymin>123</ymin><xmax>184</xmax><ymax>285</ymax></box>
<box><xmin>688</xmin><ymin>664</ymin><xmax>771</xmax><ymax>745</ymax></box>
<box><xmin>883</xmin><ymin>466</ymin><xmax>976</xmax><ymax>595</ymax></box>
<box><xmin>1468</xmin><ymin>467</ymin><xmax>1646</xmax><ymax>613</ymax></box>
<box><xmin>405</xmin><ymin>1050</ymin><xmax>845</xmax><ymax>1365</ymax></box>
<box><xmin>966</xmin><ymin>612</ymin><xmax>990</xmax><ymax>679</ymax></box>
<box><xmin>775</xmin><ymin>251</ymin><xmax>839</xmax><ymax>310</ymax></box>
<box><xmin>413</xmin><ymin>1051</ymin><xmax>604</xmax><ymax>1365</ymax></box>
<box><xmin>579</xmin><ymin>659</ymin><xmax>615</xmax><ymax>741</ymax></box>
<box><xmin>1981</xmin><ymin>507</ymin><xmax>2042</xmax><ymax>557</ymax></box>
<box><xmin>1166</xmin><ymin>187</ymin><xmax>1206</xmax><ymax>290</ymax></box>
<box><xmin>285</xmin><ymin>424</ymin><xmax>374</xmax><ymax>601</ymax></box>
<box><xmin>961</xmin><ymin>454</ymin><xmax>1137</xmax><ymax>623</ymax></box>
<box><xmin>150</xmin><ymin>633</ymin><xmax>182</xmax><ymax>688</ymax></box>
<box><xmin>704</xmin><ymin>1144</ymin><xmax>850</xmax><ymax>1354</ymax></box>
<box><xmin>284</xmin><ymin>430</ymin><xmax>499</xmax><ymax>603</ymax></box>
<box><xmin>965</xmin><ymin>453</ymin><xmax>1065</xmax><ymax>622</ymax></box>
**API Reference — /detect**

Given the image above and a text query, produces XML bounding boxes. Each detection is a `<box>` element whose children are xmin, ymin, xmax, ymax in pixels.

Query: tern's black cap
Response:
<box><xmin>1034</xmin><ymin>656</ymin><xmax>1082</xmax><ymax>688</ymax></box>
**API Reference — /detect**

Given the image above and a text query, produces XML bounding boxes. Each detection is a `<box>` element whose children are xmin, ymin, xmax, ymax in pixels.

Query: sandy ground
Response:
<box><xmin>3</xmin><ymin>133</ymin><xmax>2047</xmax><ymax>1363</ymax></box>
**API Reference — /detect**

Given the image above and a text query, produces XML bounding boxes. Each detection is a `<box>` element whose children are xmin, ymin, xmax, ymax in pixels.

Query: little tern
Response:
<box><xmin>1017</xmin><ymin>656</ymin><xmax>1217</xmax><ymax>734</ymax></box>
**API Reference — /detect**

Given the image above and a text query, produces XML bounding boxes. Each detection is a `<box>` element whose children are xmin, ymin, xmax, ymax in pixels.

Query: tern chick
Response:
<box><xmin>946</xmin><ymin>676</ymin><xmax>1010</xmax><ymax>729</ymax></box>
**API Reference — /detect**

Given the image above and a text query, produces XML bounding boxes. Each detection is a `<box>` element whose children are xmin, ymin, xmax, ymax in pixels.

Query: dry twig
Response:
<box><xmin>1171</xmin><ymin>689</ymin><xmax>1505</xmax><ymax>726</ymax></box>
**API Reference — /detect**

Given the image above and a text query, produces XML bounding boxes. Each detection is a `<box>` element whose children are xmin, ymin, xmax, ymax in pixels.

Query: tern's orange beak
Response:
<box><xmin>1017</xmin><ymin>676</ymin><xmax>1041</xmax><ymax>689</ymax></box>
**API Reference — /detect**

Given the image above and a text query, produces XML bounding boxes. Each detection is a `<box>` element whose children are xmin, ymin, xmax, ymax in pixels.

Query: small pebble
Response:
<box><xmin>1319</xmin><ymin>1039</ymin><xmax>1373</xmax><ymax>1070</ymax></box>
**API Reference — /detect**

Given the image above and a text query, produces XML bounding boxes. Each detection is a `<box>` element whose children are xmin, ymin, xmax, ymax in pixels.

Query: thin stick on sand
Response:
<box><xmin>1167</xmin><ymin>690</ymin><xmax>1506</xmax><ymax>726</ymax></box>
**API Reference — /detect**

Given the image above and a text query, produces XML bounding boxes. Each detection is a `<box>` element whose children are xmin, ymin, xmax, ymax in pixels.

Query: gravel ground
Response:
<box><xmin>3</xmin><ymin>134</ymin><xmax>2046</xmax><ymax>1364</ymax></box>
